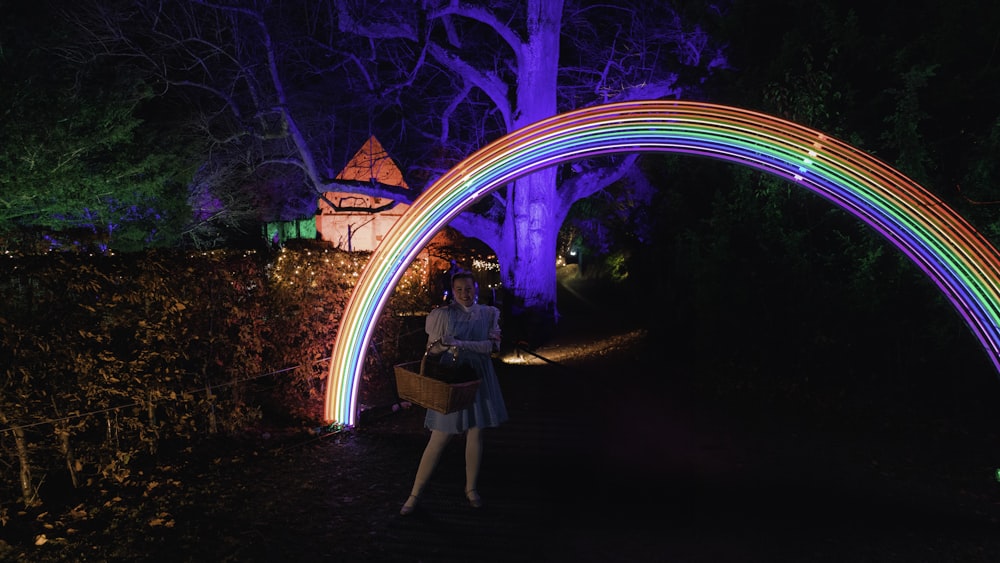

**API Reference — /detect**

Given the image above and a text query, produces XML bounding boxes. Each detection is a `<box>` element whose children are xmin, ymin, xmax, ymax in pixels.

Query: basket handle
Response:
<box><xmin>420</xmin><ymin>339</ymin><xmax>442</xmax><ymax>376</ymax></box>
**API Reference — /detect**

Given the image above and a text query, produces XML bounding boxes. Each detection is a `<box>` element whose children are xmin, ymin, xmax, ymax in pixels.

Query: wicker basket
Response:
<box><xmin>394</xmin><ymin>349</ymin><xmax>481</xmax><ymax>414</ymax></box>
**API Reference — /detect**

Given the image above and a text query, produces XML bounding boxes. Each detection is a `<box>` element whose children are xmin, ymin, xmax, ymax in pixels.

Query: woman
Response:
<box><xmin>400</xmin><ymin>272</ymin><xmax>508</xmax><ymax>515</ymax></box>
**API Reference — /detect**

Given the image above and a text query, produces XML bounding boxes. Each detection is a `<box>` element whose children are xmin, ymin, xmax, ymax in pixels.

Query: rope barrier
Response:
<box><xmin>0</xmin><ymin>320</ymin><xmax>437</xmax><ymax>439</ymax></box>
<box><xmin>0</xmin><ymin>324</ymin><xmax>430</xmax><ymax>436</ymax></box>
<box><xmin>0</xmin><ymin>358</ymin><xmax>332</xmax><ymax>436</ymax></box>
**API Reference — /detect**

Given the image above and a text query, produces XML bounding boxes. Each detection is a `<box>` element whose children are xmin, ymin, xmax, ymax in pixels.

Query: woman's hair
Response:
<box><xmin>450</xmin><ymin>271</ymin><xmax>476</xmax><ymax>287</ymax></box>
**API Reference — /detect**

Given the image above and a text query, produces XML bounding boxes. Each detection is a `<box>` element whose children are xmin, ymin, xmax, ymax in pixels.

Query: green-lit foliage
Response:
<box><xmin>0</xmin><ymin>6</ymin><xmax>197</xmax><ymax>252</ymax></box>
<box><xmin>0</xmin><ymin>76</ymin><xmax>195</xmax><ymax>251</ymax></box>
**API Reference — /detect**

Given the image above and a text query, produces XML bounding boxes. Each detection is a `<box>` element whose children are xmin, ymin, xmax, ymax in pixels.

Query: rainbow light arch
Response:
<box><xmin>324</xmin><ymin>100</ymin><xmax>1000</xmax><ymax>426</ymax></box>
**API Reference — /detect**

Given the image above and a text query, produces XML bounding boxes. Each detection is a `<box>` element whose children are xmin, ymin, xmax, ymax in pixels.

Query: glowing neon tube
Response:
<box><xmin>325</xmin><ymin>100</ymin><xmax>1000</xmax><ymax>426</ymax></box>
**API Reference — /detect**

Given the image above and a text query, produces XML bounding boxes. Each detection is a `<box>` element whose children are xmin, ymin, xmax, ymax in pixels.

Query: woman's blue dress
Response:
<box><xmin>423</xmin><ymin>302</ymin><xmax>508</xmax><ymax>433</ymax></box>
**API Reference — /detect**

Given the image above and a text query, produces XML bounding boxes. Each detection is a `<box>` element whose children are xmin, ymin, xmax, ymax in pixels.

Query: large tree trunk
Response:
<box><xmin>497</xmin><ymin>0</ymin><xmax>563</xmax><ymax>347</ymax></box>
<box><xmin>498</xmin><ymin>168</ymin><xmax>561</xmax><ymax>348</ymax></box>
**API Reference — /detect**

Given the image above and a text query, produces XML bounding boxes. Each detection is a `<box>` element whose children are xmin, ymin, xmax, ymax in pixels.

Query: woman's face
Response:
<box><xmin>451</xmin><ymin>277</ymin><xmax>477</xmax><ymax>307</ymax></box>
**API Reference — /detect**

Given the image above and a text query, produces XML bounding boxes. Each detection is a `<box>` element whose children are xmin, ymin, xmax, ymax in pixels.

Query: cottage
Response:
<box><xmin>316</xmin><ymin>135</ymin><xmax>413</xmax><ymax>252</ymax></box>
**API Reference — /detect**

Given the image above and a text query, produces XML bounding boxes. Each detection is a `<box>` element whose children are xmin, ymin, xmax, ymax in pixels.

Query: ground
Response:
<box><xmin>4</xmin><ymin>271</ymin><xmax>1000</xmax><ymax>562</ymax></box>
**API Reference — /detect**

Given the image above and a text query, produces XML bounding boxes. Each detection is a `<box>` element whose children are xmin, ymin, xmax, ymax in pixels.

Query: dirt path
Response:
<box><xmin>8</xmin><ymin>338</ymin><xmax>1000</xmax><ymax>562</ymax></box>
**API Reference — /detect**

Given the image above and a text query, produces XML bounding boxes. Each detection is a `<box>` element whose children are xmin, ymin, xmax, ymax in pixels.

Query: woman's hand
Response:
<box><xmin>428</xmin><ymin>338</ymin><xmax>453</xmax><ymax>355</ymax></box>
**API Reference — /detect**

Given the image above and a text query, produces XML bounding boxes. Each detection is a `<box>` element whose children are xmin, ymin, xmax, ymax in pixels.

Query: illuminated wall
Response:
<box><xmin>324</xmin><ymin>100</ymin><xmax>1000</xmax><ymax>426</ymax></box>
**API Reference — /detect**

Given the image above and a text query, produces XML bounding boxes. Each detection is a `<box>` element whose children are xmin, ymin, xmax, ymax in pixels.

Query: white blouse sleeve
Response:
<box><xmin>425</xmin><ymin>306</ymin><xmax>449</xmax><ymax>346</ymax></box>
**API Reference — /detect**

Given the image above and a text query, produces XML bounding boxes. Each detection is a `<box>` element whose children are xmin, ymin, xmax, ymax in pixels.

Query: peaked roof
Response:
<box><xmin>334</xmin><ymin>135</ymin><xmax>409</xmax><ymax>189</ymax></box>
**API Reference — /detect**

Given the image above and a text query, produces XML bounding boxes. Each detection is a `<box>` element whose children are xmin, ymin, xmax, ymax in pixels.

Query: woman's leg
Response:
<box><xmin>464</xmin><ymin>427</ymin><xmax>483</xmax><ymax>507</ymax></box>
<box><xmin>401</xmin><ymin>430</ymin><xmax>452</xmax><ymax>514</ymax></box>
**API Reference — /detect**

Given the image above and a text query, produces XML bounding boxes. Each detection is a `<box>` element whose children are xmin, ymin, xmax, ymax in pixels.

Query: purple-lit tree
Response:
<box><xmin>65</xmin><ymin>0</ymin><xmax>727</xmax><ymax>331</ymax></box>
<box><xmin>333</xmin><ymin>1</ymin><xmax>727</xmax><ymax>333</ymax></box>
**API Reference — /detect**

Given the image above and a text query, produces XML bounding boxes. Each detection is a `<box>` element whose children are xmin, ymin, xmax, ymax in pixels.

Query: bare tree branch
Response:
<box><xmin>427</xmin><ymin>42</ymin><xmax>512</xmax><ymax>126</ymax></box>
<box><xmin>57</xmin><ymin>0</ymin><xmax>728</xmax><ymax>319</ymax></box>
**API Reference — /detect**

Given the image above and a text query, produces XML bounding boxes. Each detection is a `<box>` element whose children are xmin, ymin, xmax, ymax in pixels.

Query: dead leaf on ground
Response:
<box><xmin>68</xmin><ymin>504</ymin><xmax>88</xmax><ymax>520</ymax></box>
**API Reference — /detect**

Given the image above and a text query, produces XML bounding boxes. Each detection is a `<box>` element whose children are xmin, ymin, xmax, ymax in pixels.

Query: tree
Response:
<box><xmin>632</xmin><ymin>0</ymin><xmax>1000</xmax><ymax>388</ymax></box>
<box><xmin>310</xmin><ymin>0</ymin><xmax>729</xmax><ymax>337</ymax></box>
<box><xmin>63</xmin><ymin>0</ymin><xmax>727</xmax><ymax>334</ymax></box>
<box><xmin>0</xmin><ymin>1</ymin><xmax>197</xmax><ymax>252</ymax></box>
